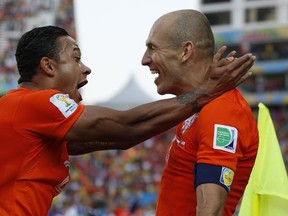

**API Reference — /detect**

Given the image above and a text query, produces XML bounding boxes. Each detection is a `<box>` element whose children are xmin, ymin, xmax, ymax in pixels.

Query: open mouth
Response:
<box><xmin>77</xmin><ymin>80</ymin><xmax>88</xmax><ymax>89</ymax></box>
<box><xmin>75</xmin><ymin>81</ymin><xmax>88</xmax><ymax>102</ymax></box>
<box><xmin>151</xmin><ymin>70</ymin><xmax>159</xmax><ymax>80</ymax></box>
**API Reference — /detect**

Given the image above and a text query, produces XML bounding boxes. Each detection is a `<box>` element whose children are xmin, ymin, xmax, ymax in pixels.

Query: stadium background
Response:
<box><xmin>0</xmin><ymin>0</ymin><xmax>287</xmax><ymax>215</ymax></box>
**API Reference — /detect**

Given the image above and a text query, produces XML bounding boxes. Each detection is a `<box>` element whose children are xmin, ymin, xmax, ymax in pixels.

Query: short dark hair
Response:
<box><xmin>15</xmin><ymin>26</ymin><xmax>70</xmax><ymax>84</ymax></box>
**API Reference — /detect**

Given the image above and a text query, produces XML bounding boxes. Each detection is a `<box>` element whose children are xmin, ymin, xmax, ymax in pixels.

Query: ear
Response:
<box><xmin>182</xmin><ymin>41</ymin><xmax>194</xmax><ymax>63</ymax></box>
<box><xmin>39</xmin><ymin>57</ymin><xmax>56</xmax><ymax>77</ymax></box>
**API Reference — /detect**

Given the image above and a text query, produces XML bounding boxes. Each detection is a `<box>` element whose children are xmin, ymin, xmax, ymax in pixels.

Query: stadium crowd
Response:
<box><xmin>48</xmin><ymin>130</ymin><xmax>174</xmax><ymax>216</ymax></box>
<box><xmin>0</xmin><ymin>1</ymin><xmax>288</xmax><ymax>215</ymax></box>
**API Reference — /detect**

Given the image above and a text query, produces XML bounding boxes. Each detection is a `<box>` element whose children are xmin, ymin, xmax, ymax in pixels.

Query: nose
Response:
<box><xmin>141</xmin><ymin>49</ymin><xmax>151</xmax><ymax>66</ymax></box>
<box><xmin>82</xmin><ymin>63</ymin><xmax>91</xmax><ymax>75</ymax></box>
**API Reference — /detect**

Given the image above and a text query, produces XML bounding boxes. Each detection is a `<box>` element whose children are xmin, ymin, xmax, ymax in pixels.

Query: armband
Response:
<box><xmin>194</xmin><ymin>163</ymin><xmax>235</xmax><ymax>192</ymax></box>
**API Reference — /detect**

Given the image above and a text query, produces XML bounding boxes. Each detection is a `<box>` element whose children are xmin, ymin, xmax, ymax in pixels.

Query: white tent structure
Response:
<box><xmin>96</xmin><ymin>75</ymin><xmax>154</xmax><ymax>110</ymax></box>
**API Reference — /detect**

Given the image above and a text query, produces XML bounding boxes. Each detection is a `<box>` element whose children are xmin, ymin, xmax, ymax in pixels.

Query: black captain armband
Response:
<box><xmin>194</xmin><ymin>163</ymin><xmax>235</xmax><ymax>192</ymax></box>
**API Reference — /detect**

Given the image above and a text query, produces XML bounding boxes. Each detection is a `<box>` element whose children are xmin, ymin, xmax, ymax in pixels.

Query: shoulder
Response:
<box><xmin>23</xmin><ymin>89</ymin><xmax>62</xmax><ymax>99</ymax></box>
<box><xmin>196</xmin><ymin>89</ymin><xmax>255</xmax><ymax>128</ymax></box>
<box><xmin>20</xmin><ymin>89</ymin><xmax>77</xmax><ymax>105</ymax></box>
<box><xmin>201</xmin><ymin>89</ymin><xmax>250</xmax><ymax>115</ymax></box>
<box><xmin>19</xmin><ymin>89</ymin><xmax>84</xmax><ymax>117</ymax></box>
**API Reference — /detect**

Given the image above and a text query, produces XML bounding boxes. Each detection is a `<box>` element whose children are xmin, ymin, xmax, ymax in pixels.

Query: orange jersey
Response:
<box><xmin>156</xmin><ymin>89</ymin><xmax>259</xmax><ymax>216</ymax></box>
<box><xmin>0</xmin><ymin>88</ymin><xmax>84</xmax><ymax>215</ymax></box>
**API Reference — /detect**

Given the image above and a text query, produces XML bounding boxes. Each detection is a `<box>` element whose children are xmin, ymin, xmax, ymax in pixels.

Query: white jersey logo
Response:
<box><xmin>50</xmin><ymin>93</ymin><xmax>78</xmax><ymax>118</ymax></box>
<box><xmin>213</xmin><ymin>124</ymin><xmax>238</xmax><ymax>153</ymax></box>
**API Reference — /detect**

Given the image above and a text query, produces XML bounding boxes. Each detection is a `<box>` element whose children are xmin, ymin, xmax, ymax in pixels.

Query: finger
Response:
<box><xmin>212</xmin><ymin>54</ymin><xmax>254</xmax><ymax>80</ymax></box>
<box><xmin>229</xmin><ymin>56</ymin><xmax>255</xmax><ymax>86</ymax></box>
<box><xmin>215</xmin><ymin>56</ymin><xmax>235</xmax><ymax>67</ymax></box>
<box><xmin>237</xmin><ymin>53</ymin><xmax>256</xmax><ymax>66</ymax></box>
<box><xmin>234</xmin><ymin>56</ymin><xmax>255</xmax><ymax>77</ymax></box>
<box><xmin>234</xmin><ymin>71</ymin><xmax>253</xmax><ymax>86</ymax></box>
<box><xmin>226</xmin><ymin>50</ymin><xmax>237</xmax><ymax>58</ymax></box>
<box><xmin>237</xmin><ymin>55</ymin><xmax>255</xmax><ymax>72</ymax></box>
<box><xmin>213</xmin><ymin>46</ymin><xmax>227</xmax><ymax>62</ymax></box>
<box><xmin>219</xmin><ymin>53</ymin><xmax>253</xmax><ymax>68</ymax></box>
<box><xmin>214</xmin><ymin>50</ymin><xmax>237</xmax><ymax>67</ymax></box>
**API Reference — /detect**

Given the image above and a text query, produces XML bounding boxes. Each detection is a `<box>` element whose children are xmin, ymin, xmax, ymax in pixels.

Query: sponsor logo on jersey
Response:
<box><xmin>213</xmin><ymin>124</ymin><xmax>238</xmax><ymax>153</ymax></box>
<box><xmin>220</xmin><ymin>167</ymin><xmax>234</xmax><ymax>190</ymax></box>
<box><xmin>50</xmin><ymin>93</ymin><xmax>78</xmax><ymax>118</ymax></box>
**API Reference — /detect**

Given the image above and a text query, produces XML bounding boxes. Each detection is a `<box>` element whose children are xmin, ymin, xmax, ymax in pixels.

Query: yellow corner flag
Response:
<box><xmin>238</xmin><ymin>103</ymin><xmax>288</xmax><ymax>216</ymax></box>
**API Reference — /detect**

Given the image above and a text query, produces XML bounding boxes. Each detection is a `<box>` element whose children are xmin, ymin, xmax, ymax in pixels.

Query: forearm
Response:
<box><xmin>66</xmin><ymin>91</ymin><xmax>203</xmax><ymax>154</ymax></box>
<box><xmin>123</xmin><ymin>88</ymin><xmax>205</xmax><ymax>124</ymax></box>
<box><xmin>196</xmin><ymin>183</ymin><xmax>227</xmax><ymax>216</ymax></box>
<box><xmin>116</xmin><ymin>89</ymin><xmax>206</xmax><ymax>140</ymax></box>
<box><xmin>67</xmin><ymin>140</ymin><xmax>136</xmax><ymax>155</ymax></box>
<box><xmin>67</xmin><ymin>89</ymin><xmax>204</xmax><ymax>143</ymax></box>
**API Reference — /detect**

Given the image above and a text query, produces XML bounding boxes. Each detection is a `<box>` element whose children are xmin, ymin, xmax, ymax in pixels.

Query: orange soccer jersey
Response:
<box><xmin>156</xmin><ymin>89</ymin><xmax>259</xmax><ymax>216</ymax></box>
<box><xmin>0</xmin><ymin>88</ymin><xmax>84</xmax><ymax>215</ymax></box>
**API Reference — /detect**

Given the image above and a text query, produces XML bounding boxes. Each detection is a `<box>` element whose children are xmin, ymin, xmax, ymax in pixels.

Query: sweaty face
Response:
<box><xmin>53</xmin><ymin>36</ymin><xmax>91</xmax><ymax>103</ymax></box>
<box><xmin>141</xmin><ymin>19</ymin><xmax>185</xmax><ymax>96</ymax></box>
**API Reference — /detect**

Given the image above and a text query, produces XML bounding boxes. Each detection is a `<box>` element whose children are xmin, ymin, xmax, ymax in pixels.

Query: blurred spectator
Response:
<box><xmin>0</xmin><ymin>0</ymin><xmax>75</xmax><ymax>96</ymax></box>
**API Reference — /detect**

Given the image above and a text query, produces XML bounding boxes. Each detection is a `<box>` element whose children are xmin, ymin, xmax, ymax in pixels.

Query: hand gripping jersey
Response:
<box><xmin>0</xmin><ymin>88</ymin><xmax>84</xmax><ymax>215</ymax></box>
<box><xmin>156</xmin><ymin>89</ymin><xmax>259</xmax><ymax>216</ymax></box>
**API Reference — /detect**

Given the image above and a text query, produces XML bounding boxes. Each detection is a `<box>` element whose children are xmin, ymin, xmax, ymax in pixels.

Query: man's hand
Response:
<box><xmin>211</xmin><ymin>46</ymin><xmax>254</xmax><ymax>86</ymax></box>
<box><xmin>198</xmin><ymin>46</ymin><xmax>255</xmax><ymax>107</ymax></box>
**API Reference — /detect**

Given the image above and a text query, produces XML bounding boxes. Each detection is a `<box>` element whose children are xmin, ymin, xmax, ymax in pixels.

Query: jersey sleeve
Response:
<box><xmin>15</xmin><ymin>90</ymin><xmax>84</xmax><ymax>140</ymax></box>
<box><xmin>194</xmin><ymin>97</ymin><xmax>246</xmax><ymax>171</ymax></box>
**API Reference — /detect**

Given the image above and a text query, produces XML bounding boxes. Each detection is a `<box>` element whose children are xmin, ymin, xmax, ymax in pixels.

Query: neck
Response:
<box><xmin>18</xmin><ymin>79</ymin><xmax>50</xmax><ymax>91</ymax></box>
<box><xmin>178</xmin><ymin>61</ymin><xmax>210</xmax><ymax>95</ymax></box>
<box><xmin>18</xmin><ymin>72</ymin><xmax>54</xmax><ymax>90</ymax></box>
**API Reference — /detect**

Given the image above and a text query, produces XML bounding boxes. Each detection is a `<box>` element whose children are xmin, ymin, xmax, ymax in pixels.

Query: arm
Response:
<box><xmin>196</xmin><ymin>183</ymin><xmax>228</xmax><ymax>216</ymax></box>
<box><xmin>66</xmin><ymin>95</ymin><xmax>203</xmax><ymax>153</ymax></box>
<box><xmin>66</xmin><ymin>47</ymin><xmax>255</xmax><ymax>154</ymax></box>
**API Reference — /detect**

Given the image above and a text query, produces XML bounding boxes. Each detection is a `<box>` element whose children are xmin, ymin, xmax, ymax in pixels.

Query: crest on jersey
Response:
<box><xmin>50</xmin><ymin>93</ymin><xmax>78</xmax><ymax>118</ymax></box>
<box><xmin>213</xmin><ymin>124</ymin><xmax>238</xmax><ymax>153</ymax></box>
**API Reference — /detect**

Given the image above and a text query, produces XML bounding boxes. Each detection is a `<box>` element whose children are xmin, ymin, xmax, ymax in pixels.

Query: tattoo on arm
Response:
<box><xmin>177</xmin><ymin>89</ymin><xmax>205</xmax><ymax>112</ymax></box>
